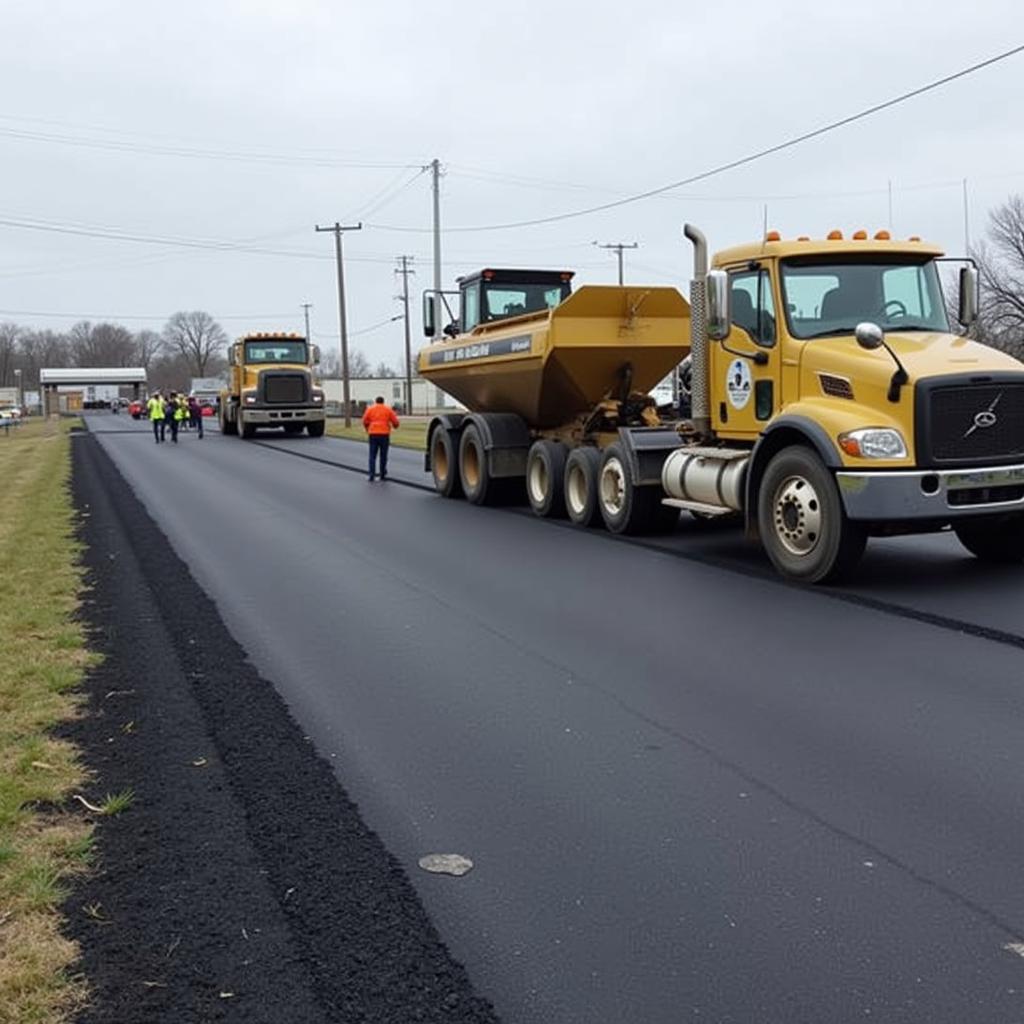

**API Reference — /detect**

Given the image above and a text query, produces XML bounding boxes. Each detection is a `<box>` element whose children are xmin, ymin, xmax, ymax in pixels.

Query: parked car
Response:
<box><xmin>128</xmin><ymin>399</ymin><xmax>144</xmax><ymax>419</ymax></box>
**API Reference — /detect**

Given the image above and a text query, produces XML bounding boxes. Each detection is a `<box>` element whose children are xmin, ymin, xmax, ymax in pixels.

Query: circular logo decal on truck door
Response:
<box><xmin>726</xmin><ymin>358</ymin><xmax>752</xmax><ymax>410</ymax></box>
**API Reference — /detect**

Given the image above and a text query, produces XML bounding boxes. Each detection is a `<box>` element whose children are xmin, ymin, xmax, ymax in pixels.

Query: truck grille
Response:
<box><xmin>262</xmin><ymin>373</ymin><xmax>307</xmax><ymax>404</ymax></box>
<box><xmin>917</xmin><ymin>377</ymin><xmax>1024</xmax><ymax>466</ymax></box>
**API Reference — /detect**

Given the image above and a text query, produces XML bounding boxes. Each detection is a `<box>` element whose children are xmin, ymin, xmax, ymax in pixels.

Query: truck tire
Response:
<box><xmin>430</xmin><ymin>424</ymin><xmax>463</xmax><ymax>499</ymax></box>
<box><xmin>597</xmin><ymin>442</ymin><xmax>674</xmax><ymax>535</ymax></box>
<box><xmin>526</xmin><ymin>440</ymin><xmax>567</xmax><ymax>518</ymax></box>
<box><xmin>220</xmin><ymin>403</ymin><xmax>237</xmax><ymax>436</ymax></box>
<box><xmin>954</xmin><ymin>514</ymin><xmax>1024</xmax><ymax>562</ymax></box>
<box><xmin>238</xmin><ymin>410</ymin><xmax>256</xmax><ymax>439</ymax></box>
<box><xmin>306</xmin><ymin>420</ymin><xmax>325</xmax><ymax>437</ymax></box>
<box><xmin>757</xmin><ymin>445</ymin><xmax>866</xmax><ymax>584</ymax></box>
<box><xmin>459</xmin><ymin>423</ymin><xmax>496</xmax><ymax>505</ymax></box>
<box><xmin>564</xmin><ymin>447</ymin><xmax>603</xmax><ymax>528</ymax></box>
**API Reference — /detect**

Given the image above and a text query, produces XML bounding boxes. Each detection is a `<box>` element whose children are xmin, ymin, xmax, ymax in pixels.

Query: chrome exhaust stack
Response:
<box><xmin>683</xmin><ymin>224</ymin><xmax>711</xmax><ymax>438</ymax></box>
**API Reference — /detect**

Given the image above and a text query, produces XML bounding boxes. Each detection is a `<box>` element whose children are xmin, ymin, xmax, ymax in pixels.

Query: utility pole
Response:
<box><xmin>430</xmin><ymin>158</ymin><xmax>442</xmax><ymax>339</ymax></box>
<box><xmin>395</xmin><ymin>256</ymin><xmax>416</xmax><ymax>414</ymax></box>
<box><xmin>314</xmin><ymin>222</ymin><xmax>362</xmax><ymax>427</ymax></box>
<box><xmin>301</xmin><ymin>302</ymin><xmax>312</xmax><ymax>343</ymax></box>
<box><xmin>594</xmin><ymin>241</ymin><xmax>639</xmax><ymax>285</ymax></box>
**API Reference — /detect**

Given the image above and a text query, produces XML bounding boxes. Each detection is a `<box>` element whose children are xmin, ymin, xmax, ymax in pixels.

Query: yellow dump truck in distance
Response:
<box><xmin>219</xmin><ymin>331</ymin><xmax>326</xmax><ymax>439</ymax></box>
<box><xmin>418</xmin><ymin>231</ymin><xmax>1024</xmax><ymax>583</ymax></box>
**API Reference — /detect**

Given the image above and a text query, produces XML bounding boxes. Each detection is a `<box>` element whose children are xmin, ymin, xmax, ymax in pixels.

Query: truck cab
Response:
<box><xmin>219</xmin><ymin>332</ymin><xmax>326</xmax><ymax>438</ymax></box>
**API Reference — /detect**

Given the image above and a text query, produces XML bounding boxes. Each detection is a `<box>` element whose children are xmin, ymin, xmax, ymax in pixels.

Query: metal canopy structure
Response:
<box><xmin>39</xmin><ymin>367</ymin><xmax>147</xmax><ymax>415</ymax></box>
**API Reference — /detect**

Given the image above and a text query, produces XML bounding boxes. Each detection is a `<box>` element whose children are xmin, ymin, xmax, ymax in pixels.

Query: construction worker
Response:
<box><xmin>166</xmin><ymin>392</ymin><xmax>181</xmax><ymax>443</ymax></box>
<box><xmin>188</xmin><ymin>395</ymin><xmax>204</xmax><ymax>438</ymax></box>
<box><xmin>362</xmin><ymin>395</ymin><xmax>400</xmax><ymax>481</ymax></box>
<box><xmin>147</xmin><ymin>390</ymin><xmax>166</xmax><ymax>443</ymax></box>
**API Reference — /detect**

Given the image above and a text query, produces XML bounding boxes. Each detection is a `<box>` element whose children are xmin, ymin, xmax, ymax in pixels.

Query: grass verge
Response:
<box><xmin>0</xmin><ymin>419</ymin><xmax>92</xmax><ymax>1024</ymax></box>
<box><xmin>326</xmin><ymin>416</ymin><xmax>428</xmax><ymax>451</ymax></box>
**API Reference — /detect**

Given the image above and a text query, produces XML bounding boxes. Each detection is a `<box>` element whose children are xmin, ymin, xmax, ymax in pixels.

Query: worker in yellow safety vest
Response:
<box><xmin>147</xmin><ymin>391</ymin><xmax>166</xmax><ymax>444</ymax></box>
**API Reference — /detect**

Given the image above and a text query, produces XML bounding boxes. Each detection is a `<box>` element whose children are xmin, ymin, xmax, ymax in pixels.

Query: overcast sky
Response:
<box><xmin>1</xmin><ymin>0</ymin><xmax>1023</xmax><ymax>369</ymax></box>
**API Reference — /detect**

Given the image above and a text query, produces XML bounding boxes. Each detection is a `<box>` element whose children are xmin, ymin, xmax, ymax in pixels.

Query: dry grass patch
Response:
<box><xmin>326</xmin><ymin>415</ymin><xmax>429</xmax><ymax>451</ymax></box>
<box><xmin>0</xmin><ymin>419</ymin><xmax>92</xmax><ymax>1023</ymax></box>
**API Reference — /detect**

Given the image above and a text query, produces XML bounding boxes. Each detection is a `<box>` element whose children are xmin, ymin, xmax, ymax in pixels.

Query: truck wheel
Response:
<box><xmin>954</xmin><ymin>514</ymin><xmax>1024</xmax><ymax>562</ymax></box>
<box><xmin>526</xmin><ymin>440</ymin><xmax>567</xmax><ymax>518</ymax></box>
<box><xmin>306</xmin><ymin>420</ymin><xmax>325</xmax><ymax>437</ymax></box>
<box><xmin>757</xmin><ymin>445</ymin><xmax>866</xmax><ymax>583</ymax></box>
<box><xmin>597</xmin><ymin>442</ymin><xmax>669</xmax><ymax>535</ymax></box>
<box><xmin>220</xmin><ymin>403</ymin><xmax>237</xmax><ymax>436</ymax></box>
<box><xmin>459</xmin><ymin>423</ymin><xmax>495</xmax><ymax>505</ymax></box>
<box><xmin>238</xmin><ymin>410</ymin><xmax>256</xmax><ymax>439</ymax></box>
<box><xmin>564</xmin><ymin>447</ymin><xmax>602</xmax><ymax>528</ymax></box>
<box><xmin>430</xmin><ymin>425</ymin><xmax>463</xmax><ymax>498</ymax></box>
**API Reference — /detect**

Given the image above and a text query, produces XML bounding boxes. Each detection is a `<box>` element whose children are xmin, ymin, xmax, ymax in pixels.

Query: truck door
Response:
<box><xmin>710</xmin><ymin>267</ymin><xmax>779</xmax><ymax>438</ymax></box>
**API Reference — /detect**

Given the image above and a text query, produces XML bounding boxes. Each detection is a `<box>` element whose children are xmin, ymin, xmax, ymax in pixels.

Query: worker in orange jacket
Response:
<box><xmin>362</xmin><ymin>396</ymin><xmax>400</xmax><ymax>481</ymax></box>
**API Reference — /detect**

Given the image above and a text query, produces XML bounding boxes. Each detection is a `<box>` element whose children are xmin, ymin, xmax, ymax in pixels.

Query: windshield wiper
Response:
<box><xmin>799</xmin><ymin>327</ymin><xmax>856</xmax><ymax>340</ymax></box>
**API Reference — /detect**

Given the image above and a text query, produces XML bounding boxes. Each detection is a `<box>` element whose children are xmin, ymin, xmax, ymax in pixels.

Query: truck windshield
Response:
<box><xmin>244</xmin><ymin>340</ymin><xmax>307</xmax><ymax>363</ymax></box>
<box><xmin>781</xmin><ymin>258</ymin><xmax>948</xmax><ymax>339</ymax></box>
<box><xmin>482</xmin><ymin>282</ymin><xmax>569</xmax><ymax>322</ymax></box>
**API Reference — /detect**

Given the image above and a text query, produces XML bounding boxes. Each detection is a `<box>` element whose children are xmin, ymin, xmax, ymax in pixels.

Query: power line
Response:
<box><xmin>370</xmin><ymin>43</ymin><xmax>1024</xmax><ymax>233</ymax></box>
<box><xmin>0</xmin><ymin>121</ymin><xmax>419</xmax><ymax>170</ymax></box>
<box><xmin>0</xmin><ymin>308</ymin><xmax>294</xmax><ymax>321</ymax></box>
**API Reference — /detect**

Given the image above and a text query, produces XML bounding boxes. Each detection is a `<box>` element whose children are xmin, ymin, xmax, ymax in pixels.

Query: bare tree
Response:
<box><xmin>0</xmin><ymin>322</ymin><xmax>21</xmax><ymax>386</ymax></box>
<box><xmin>349</xmin><ymin>348</ymin><xmax>371</xmax><ymax>378</ymax></box>
<box><xmin>965</xmin><ymin>195</ymin><xmax>1024</xmax><ymax>361</ymax></box>
<box><xmin>163</xmin><ymin>311</ymin><xmax>228</xmax><ymax>377</ymax></box>
<box><xmin>68</xmin><ymin>321</ymin><xmax>137</xmax><ymax>366</ymax></box>
<box><xmin>18</xmin><ymin>329</ymin><xmax>69</xmax><ymax>387</ymax></box>
<box><xmin>373</xmin><ymin>359</ymin><xmax>397</xmax><ymax>378</ymax></box>
<box><xmin>134</xmin><ymin>329</ymin><xmax>164</xmax><ymax>370</ymax></box>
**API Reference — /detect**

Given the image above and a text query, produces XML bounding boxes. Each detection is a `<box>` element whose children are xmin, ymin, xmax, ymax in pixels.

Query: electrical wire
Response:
<box><xmin>369</xmin><ymin>43</ymin><xmax>1024</xmax><ymax>233</ymax></box>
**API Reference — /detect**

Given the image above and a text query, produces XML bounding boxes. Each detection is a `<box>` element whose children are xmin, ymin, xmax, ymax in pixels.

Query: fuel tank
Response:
<box><xmin>418</xmin><ymin>285</ymin><xmax>690</xmax><ymax>429</ymax></box>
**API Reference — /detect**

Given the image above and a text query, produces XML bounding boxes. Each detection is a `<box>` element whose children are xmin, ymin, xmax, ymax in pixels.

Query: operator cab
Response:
<box><xmin>457</xmin><ymin>269</ymin><xmax>573</xmax><ymax>334</ymax></box>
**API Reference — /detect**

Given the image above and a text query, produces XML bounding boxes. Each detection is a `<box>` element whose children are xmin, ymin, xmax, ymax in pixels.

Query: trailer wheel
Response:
<box><xmin>597</xmin><ymin>442</ymin><xmax>671</xmax><ymax>535</ymax></box>
<box><xmin>430</xmin><ymin>424</ymin><xmax>463</xmax><ymax>498</ymax></box>
<box><xmin>954</xmin><ymin>514</ymin><xmax>1024</xmax><ymax>562</ymax></box>
<box><xmin>220</xmin><ymin>403</ymin><xmax>237</xmax><ymax>436</ymax></box>
<box><xmin>459</xmin><ymin>423</ymin><xmax>496</xmax><ymax>505</ymax></box>
<box><xmin>564</xmin><ymin>447</ymin><xmax>602</xmax><ymax>528</ymax></box>
<box><xmin>238</xmin><ymin>410</ymin><xmax>256</xmax><ymax>439</ymax></box>
<box><xmin>306</xmin><ymin>420</ymin><xmax>325</xmax><ymax>437</ymax></box>
<box><xmin>526</xmin><ymin>440</ymin><xmax>567</xmax><ymax>518</ymax></box>
<box><xmin>757</xmin><ymin>445</ymin><xmax>866</xmax><ymax>583</ymax></box>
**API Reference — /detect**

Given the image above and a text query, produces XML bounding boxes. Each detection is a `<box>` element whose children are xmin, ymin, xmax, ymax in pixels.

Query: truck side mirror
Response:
<box><xmin>958</xmin><ymin>265</ymin><xmax>979</xmax><ymax>326</ymax></box>
<box><xmin>422</xmin><ymin>293</ymin><xmax>436</xmax><ymax>337</ymax></box>
<box><xmin>311</xmin><ymin>344</ymin><xmax>320</xmax><ymax>365</ymax></box>
<box><xmin>706</xmin><ymin>269</ymin><xmax>731</xmax><ymax>340</ymax></box>
<box><xmin>233</xmin><ymin>342</ymin><xmax>243</xmax><ymax>365</ymax></box>
<box><xmin>854</xmin><ymin>322</ymin><xmax>884</xmax><ymax>350</ymax></box>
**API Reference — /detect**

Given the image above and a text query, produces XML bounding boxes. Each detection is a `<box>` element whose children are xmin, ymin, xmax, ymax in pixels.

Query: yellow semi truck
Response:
<box><xmin>418</xmin><ymin>226</ymin><xmax>1024</xmax><ymax>583</ymax></box>
<box><xmin>219</xmin><ymin>331</ymin><xmax>326</xmax><ymax>439</ymax></box>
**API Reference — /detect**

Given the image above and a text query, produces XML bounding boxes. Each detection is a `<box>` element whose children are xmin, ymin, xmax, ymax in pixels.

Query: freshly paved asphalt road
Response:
<box><xmin>86</xmin><ymin>414</ymin><xmax>1024</xmax><ymax>1023</ymax></box>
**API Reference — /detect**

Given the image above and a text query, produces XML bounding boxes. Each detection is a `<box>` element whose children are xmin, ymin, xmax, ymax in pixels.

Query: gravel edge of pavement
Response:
<box><xmin>61</xmin><ymin>430</ymin><xmax>500</xmax><ymax>1024</ymax></box>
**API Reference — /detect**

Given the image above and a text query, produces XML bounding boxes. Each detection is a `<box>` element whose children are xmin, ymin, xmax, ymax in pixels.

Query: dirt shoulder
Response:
<box><xmin>63</xmin><ymin>430</ymin><xmax>498</xmax><ymax>1023</ymax></box>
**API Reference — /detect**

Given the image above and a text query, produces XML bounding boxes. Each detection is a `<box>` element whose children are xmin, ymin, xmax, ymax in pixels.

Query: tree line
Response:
<box><xmin>0</xmin><ymin>309</ymin><xmax>409</xmax><ymax>395</ymax></box>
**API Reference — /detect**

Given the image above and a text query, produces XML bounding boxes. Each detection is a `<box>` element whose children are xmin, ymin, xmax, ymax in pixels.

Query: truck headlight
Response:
<box><xmin>838</xmin><ymin>428</ymin><xmax>907</xmax><ymax>459</ymax></box>
<box><xmin>243</xmin><ymin>392</ymin><xmax>257</xmax><ymax>405</ymax></box>
<box><xmin>312</xmin><ymin>391</ymin><xmax>323</xmax><ymax>403</ymax></box>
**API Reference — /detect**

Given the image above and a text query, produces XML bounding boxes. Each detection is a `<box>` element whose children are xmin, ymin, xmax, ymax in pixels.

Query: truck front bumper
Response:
<box><xmin>837</xmin><ymin>463</ymin><xmax>1024</xmax><ymax>521</ymax></box>
<box><xmin>241</xmin><ymin>405</ymin><xmax>325</xmax><ymax>425</ymax></box>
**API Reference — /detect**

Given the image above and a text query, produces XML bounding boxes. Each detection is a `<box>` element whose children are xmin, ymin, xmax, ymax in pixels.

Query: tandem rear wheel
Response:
<box><xmin>597</xmin><ymin>443</ymin><xmax>678</xmax><ymax>535</ymax></box>
<box><xmin>429</xmin><ymin>425</ymin><xmax>463</xmax><ymax>499</ymax></box>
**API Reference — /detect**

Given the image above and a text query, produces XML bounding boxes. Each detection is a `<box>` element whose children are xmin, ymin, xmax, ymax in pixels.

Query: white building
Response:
<box><xmin>321</xmin><ymin>377</ymin><xmax>460</xmax><ymax>415</ymax></box>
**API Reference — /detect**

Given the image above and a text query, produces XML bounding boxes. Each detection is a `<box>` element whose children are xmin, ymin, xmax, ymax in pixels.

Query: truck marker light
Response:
<box><xmin>765</xmin><ymin>230</ymin><xmax>781</xmax><ymax>242</ymax></box>
<box><xmin>827</xmin><ymin>230</ymin><xmax>843</xmax><ymax>240</ymax></box>
<box><xmin>797</xmin><ymin>235</ymin><xmax>810</xmax><ymax>241</ymax></box>
<box><xmin>908</xmin><ymin>235</ymin><xmax>921</xmax><ymax>242</ymax></box>
<box><xmin>874</xmin><ymin>230</ymin><xmax>891</xmax><ymax>240</ymax></box>
<box><xmin>852</xmin><ymin>230</ymin><xmax>868</xmax><ymax>240</ymax></box>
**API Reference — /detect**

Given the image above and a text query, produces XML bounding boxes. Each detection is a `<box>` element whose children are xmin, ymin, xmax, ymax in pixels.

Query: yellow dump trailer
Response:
<box><xmin>420</xmin><ymin>284</ymin><xmax>690</xmax><ymax>428</ymax></box>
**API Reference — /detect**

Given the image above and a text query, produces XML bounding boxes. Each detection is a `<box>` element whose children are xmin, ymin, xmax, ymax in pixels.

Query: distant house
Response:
<box><xmin>320</xmin><ymin>377</ymin><xmax>461</xmax><ymax>415</ymax></box>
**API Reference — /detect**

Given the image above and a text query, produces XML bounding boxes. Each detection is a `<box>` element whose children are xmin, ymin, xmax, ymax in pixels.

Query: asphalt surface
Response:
<box><xmin>84</xmin><ymin>413</ymin><xmax>1024</xmax><ymax>1023</ymax></box>
<box><xmin>66</xmin><ymin>426</ymin><xmax>499</xmax><ymax>1023</ymax></box>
